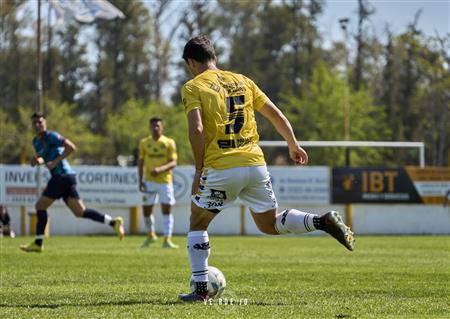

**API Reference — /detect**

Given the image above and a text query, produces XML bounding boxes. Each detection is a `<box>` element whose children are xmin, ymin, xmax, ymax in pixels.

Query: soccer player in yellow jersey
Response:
<box><xmin>138</xmin><ymin>117</ymin><xmax>178</xmax><ymax>249</ymax></box>
<box><xmin>178</xmin><ymin>35</ymin><xmax>355</xmax><ymax>302</ymax></box>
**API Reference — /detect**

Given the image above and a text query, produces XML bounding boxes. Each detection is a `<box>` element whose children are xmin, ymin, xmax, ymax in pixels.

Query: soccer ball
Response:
<box><xmin>190</xmin><ymin>266</ymin><xmax>226</xmax><ymax>298</ymax></box>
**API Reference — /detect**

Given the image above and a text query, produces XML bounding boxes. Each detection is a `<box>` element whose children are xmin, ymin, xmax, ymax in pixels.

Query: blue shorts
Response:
<box><xmin>43</xmin><ymin>174</ymin><xmax>80</xmax><ymax>202</ymax></box>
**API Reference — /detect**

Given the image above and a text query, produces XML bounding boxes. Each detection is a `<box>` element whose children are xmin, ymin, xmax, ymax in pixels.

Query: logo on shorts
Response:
<box><xmin>206</xmin><ymin>189</ymin><xmax>227</xmax><ymax>209</ymax></box>
<box><xmin>210</xmin><ymin>189</ymin><xmax>227</xmax><ymax>200</ymax></box>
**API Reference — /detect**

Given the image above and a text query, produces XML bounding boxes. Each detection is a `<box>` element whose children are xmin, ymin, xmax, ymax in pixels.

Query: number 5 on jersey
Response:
<box><xmin>225</xmin><ymin>95</ymin><xmax>245</xmax><ymax>134</ymax></box>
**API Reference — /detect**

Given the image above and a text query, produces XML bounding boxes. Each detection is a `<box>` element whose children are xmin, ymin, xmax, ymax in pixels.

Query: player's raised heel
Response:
<box><xmin>178</xmin><ymin>292</ymin><xmax>209</xmax><ymax>302</ymax></box>
<box><xmin>19</xmin><ymin>242</ymin><xmax>43</xmax><ymax>253</ymax></box>
<box><xmin>113</xmin><ymin>217</ymin><xmax>125</xmax><ymax>240</ymax></box>
<box><xmin>322</xmin><ymin>211</ymin><xmax>355</xmax><ymax>251</ymax></box>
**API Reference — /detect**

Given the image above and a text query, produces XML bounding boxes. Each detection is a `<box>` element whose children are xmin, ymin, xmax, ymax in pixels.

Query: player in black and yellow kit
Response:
<box><xmin>138</xmin><ymin>117</ymin><xmax>178</xmax><ymax>248</ymax></box>
<box><xmin>178</xmin><ymin>35</ymin><xmax>355</xmax><ymax>301</ymax></box>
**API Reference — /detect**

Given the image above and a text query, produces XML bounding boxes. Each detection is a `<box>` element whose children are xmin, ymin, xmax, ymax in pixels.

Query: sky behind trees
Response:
<box><xmin>319</xmin><ymin>0</ymin><xmax>449</xmax><ymax>44</ymax></box>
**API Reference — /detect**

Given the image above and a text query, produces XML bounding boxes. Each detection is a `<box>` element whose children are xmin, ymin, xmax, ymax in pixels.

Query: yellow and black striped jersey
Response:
<box><xmin>139</xmin><ymin>135</ymin><xmax>177</xmax><ymax>183</ymax></box>
<box><xmin>182</xmin><ymin>69</ymin><xmax>269</xmax><ymax>170</ymax></box>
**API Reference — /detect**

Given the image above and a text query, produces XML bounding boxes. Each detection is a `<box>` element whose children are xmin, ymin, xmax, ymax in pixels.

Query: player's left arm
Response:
<box><xmin>46</xmin><ymin>138</ymin><xmax>76</xmax><ymax>170</ymax></box>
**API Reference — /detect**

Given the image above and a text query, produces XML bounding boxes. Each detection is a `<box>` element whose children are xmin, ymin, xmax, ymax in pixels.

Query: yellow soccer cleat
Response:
<box><xmin>19</xmin><ymin>242</ymin><xmax>43</xmax><ymax>253</ymax></box>
<box><xmin>113</xmin><ymin>217</ymin><xmax>125</xmax><ymax>240</ymax></box>
<box><xmin>162</xmin><ymin>240</ymin><xmax>179</xmax><ymax>249</ymax></box>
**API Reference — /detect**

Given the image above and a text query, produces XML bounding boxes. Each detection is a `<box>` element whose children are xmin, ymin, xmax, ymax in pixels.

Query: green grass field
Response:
<box><xmin>1</xmin><ymin>235</ymin><xmax>448</xmax><ymax>318</ymax></box>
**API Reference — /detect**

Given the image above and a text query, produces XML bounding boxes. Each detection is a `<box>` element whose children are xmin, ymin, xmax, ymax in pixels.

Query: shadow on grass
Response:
<box><xmin>0</xmin><ymin>299</ymin><xmax>180</xmax><ymax>309</ymax></box>
<box><xmin>0</xmin><ymin>299</ymin><xmax>292</xmax><ymax>308</ymax></box>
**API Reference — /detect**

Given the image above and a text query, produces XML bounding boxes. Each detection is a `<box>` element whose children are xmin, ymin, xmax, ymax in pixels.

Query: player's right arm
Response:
<box><xmin>257</xmin><ymin>101</ymin><xmax>308</xmax><ymax>165</ymax></box>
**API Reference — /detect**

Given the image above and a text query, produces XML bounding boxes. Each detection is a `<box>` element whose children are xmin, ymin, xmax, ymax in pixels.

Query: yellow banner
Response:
<box><xmin>405</xmin><ymin>166</ymin><xmax>450</xmax><ymax>205</ymax></box>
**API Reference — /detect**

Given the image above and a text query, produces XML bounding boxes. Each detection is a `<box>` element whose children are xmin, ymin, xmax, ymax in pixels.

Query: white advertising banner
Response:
<box><xmin>0</xmin><ymin>165</ymin><xmax>195</xmax><ymax>207</ymax></box>
<box><xmin>268</xmin><ymin>166</ymin><xmax>330</xmax><ymax>204</ymax></box>
<box><xmin>0</xmin><ymin>165</ymin><xmax>329</xmax><ymax>206</ymax></box>
<box><xmin>0</xmin><ymin>165</ymin><xmax>140</xmax><ymax>206</ymax></box>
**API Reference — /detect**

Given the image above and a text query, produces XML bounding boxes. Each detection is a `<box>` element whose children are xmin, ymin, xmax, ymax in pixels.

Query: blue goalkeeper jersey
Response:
<box><xmin>32</xmin><ymin>131</ymin><xmax>75</xmax><ymax>176</ymax></box>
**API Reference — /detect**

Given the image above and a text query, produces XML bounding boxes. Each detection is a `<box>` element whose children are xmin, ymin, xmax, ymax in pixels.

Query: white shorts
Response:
<box><xmin>142</xmin><ymin>181</ymin><xmax>175</xmax><ymax>206</ymax></box>
<box><xmin>192</xmin><ymin>165</ymin><xmax>278</xmax><ymax>213</ymax></box>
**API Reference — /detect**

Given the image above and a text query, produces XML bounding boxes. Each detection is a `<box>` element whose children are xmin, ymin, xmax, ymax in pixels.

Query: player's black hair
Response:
<box><xmin>150</xmin><ymin>117</ymin><xmax>163</xmax><ymax>124</ymax></box>
<box><xmin>182</xmin><ymin>35</ymin><xmax>216</xmax><ymax>63</ymax></box>
<box><xmin>31</xmin><ymin>112</ymin><xmax>45</xmax><ymax>119</ymax></box>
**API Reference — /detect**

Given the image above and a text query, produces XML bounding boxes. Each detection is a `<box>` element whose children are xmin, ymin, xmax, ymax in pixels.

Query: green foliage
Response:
<box><xmin>0</xmin><ymin>108</ymin><xmax>25</xmax><ymax>163</ymax></box>
<box><xmin>1</xmin><ymin>1</ymin><xmax>448</xmax><ymax>166</ymax></box>
<box><xmin>1</xmin><ymin>236</ymin><xmax>448</xmax><ymax>318</ymax></box>
<box><xmin>41</xmin><ymin>101</ymin><xmax>110</xmax><ymax>164</ymax></box>
<box><xmin>377</xmin><ymin>31</ymin><xmax>450</xmax><ymax>165</ymax></box>
<box><xmin>0</xmin><ymin>101</ymin><xmax>109</xmax><ymax>164</ymax></box>
<box><xmin>221</xmin><ymin>0</ymin><xmax>325</xmax><ymax>102</ymax></box>
<box><xmin>279</xmin><ymin>63</ymin><xmax>391</xmax><ymax>166</ymax></box>
<box><xmin>106</xmin><ymin>100</ymin><xmax>192</xmax><ymax>165</ymax></box>
<box><xmin>0</xmin><ymin>2</ymin><xmax>35</xmax><ymax>120</ymax></box>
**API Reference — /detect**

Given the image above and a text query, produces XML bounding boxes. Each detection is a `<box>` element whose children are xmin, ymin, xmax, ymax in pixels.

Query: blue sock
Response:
<box><xmin>83</xmin><ymin>208</ymin><xmax>105</xmax><ymax>224</ymax></box>
<box><xmin>35</xmin><ymin>210</ymin><xmax>47</xmax><ymax>246</ymax></box>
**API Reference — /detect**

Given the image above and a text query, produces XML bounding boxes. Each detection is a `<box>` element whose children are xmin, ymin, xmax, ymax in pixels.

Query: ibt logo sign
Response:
<box><xmin>361</xmin><ymin>171</ymin><xmax>399</xmax><ymax>193</ymax></box>
<box><xmin>333</xmin><ymin>167</ymin><xmax>422</xmax><ymax>204</ymax></box>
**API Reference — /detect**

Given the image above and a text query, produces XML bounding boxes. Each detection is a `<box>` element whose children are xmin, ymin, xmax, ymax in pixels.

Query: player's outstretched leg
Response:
<box><xmin>67</xmin><ymin>197</ymin><xmax>125</xmax><ymax>241</ymax></box>
<box><xmin>81</xmin><ymin>207</ymin><xmax>125</xmax><ymax>240</ymax></box>
<box><xmin>274</xmin><ymin>209</ymin><xmax>355</xmax><ymax>251</ymax></box>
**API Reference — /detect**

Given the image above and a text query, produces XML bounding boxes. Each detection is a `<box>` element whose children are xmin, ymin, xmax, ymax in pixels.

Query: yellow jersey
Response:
<box><xmin>139</xmin><ymin>135</ymin><xmax>177</xmax><ymax>183</ymax></box>
<box><xmin>182</xmin><ymin>69</ymin><xmax>269</xmax><ymax>170</ymax></box>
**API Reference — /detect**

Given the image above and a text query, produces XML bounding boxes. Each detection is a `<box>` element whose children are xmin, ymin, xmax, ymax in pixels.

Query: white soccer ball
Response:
<box><xmin>190</xmin><ymin>266</ymin><xmax>226</xmax><ymax>298</ymax></box>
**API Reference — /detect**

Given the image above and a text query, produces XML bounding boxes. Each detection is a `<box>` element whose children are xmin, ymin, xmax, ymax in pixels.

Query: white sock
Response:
<box><xmin>275</xmin><ymin>209</ymin><xmax>317</xmax><ymax>234</ymax></box>
<box><xmin>187</xmin><ymin>230</ymin><xmax>210</xmax><ymax>282</ymax></box>
<box><xmin>144</xmin><ymin>215</ymin><xmax>155</xmax><ymax>233</ymax></box>
<box><xmin>104</xmin><ymin>214</ymin><xmax>112</xmax><ymax>225</ymax></box>
<box><xmin>163</xmin><ymin>214</ymin><xmax>174</xmax><ymax>237</ymax></box>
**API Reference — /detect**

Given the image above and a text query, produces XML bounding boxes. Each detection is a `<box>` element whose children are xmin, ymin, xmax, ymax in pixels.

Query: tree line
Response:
<box><xmin>1</xmin><ymin>0</ymin><xmax>448</xmax><ymax>167</ymax></box>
